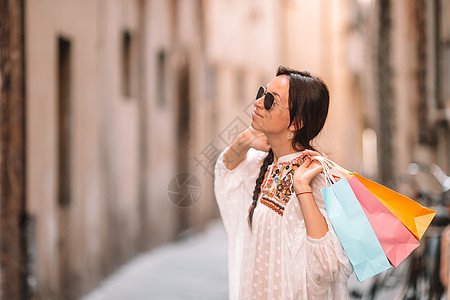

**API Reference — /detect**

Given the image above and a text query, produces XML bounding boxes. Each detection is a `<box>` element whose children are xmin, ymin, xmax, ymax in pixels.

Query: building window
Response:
<box><xmin>121</xmin><ymin>30</ymin><xmax>136</xmax><ymax>98</ymax></box>
<box><xmin>57</xmin><ymin>36</ymin><xmax>72</xmax><ymax>207</ymax></box>
<box><xmin>157</xmin><ymin>50</ymin><xmax>166</xmax><ymax>108</ymax></box>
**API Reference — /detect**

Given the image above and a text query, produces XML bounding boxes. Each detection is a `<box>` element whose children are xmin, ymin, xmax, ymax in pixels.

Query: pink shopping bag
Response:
<box><xmin>348</xmin><ymin>176</ymin><xmax>420</xmax><ymax>267</ymax></box>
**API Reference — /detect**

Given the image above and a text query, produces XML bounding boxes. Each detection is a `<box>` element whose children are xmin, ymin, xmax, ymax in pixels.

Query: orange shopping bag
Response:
<box><xmin>351</xmin><ymin>173</ymin><xmax>436</xmax><ymax>240</ymax></box>
<box><xmin>347</xmin><ymin>176</ymin><xmax>420</xmax><ymax>266</ymax></box>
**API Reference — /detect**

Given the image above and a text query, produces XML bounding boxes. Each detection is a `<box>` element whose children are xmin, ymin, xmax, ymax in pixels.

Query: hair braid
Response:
<box><xmin>248</xmin><ymin>149</ymin><xmax>274</xmax><ymax>228</ymax></box>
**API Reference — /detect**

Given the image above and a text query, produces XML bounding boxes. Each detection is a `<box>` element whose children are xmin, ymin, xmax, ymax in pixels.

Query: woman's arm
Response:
<box><xmin>223</xmin><ymin>127</ymin><xmax>271</xmax><ymax>170</ymax></box>
<box><xmin>293</xmin><ymin>155</ymin><xmax>328</xmax><ymax>239</ymax></box>
<box><xmin>291</xmin><ymin>154</ymin><xmax>353</xmax><ymax>288</ymax></box>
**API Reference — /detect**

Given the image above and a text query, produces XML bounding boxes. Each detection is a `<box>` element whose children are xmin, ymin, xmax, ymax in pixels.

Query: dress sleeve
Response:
<box><xmin>213</xmin><ymin>147</ymin><xmax>267</xmax><ymax>236</ymax></box>
<box><xmin>291</xmin><ymin>173</ymin><xmax>353</xmax><ymax>295</ymax></box>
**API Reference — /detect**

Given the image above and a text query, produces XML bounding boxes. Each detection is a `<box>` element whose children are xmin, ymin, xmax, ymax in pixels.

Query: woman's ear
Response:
<box><xmin>288</xmin><ymin>124</ymin><xmax>296</xmax><ymax>132</ymax></box>
<box><xmin>288</xmin><ymin>121</ymin><xmax>303</xmax><ymax>132</ymax></box>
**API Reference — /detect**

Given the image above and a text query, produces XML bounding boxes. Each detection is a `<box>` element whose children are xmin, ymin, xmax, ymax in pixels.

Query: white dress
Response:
<box><xmin>214</xmin><ymin>147</ymin><xmax>353</xmax><ymax>300</ymax></box>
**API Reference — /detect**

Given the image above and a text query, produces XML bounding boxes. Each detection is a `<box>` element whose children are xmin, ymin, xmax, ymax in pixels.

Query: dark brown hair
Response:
<box><xmin>248</xmin><ymin>65</ymin><xmax>330</xmax><ymax>228</ymax></box>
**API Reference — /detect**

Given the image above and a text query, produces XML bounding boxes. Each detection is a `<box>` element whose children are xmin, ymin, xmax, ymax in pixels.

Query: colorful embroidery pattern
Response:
<box><xmin>259</xmin><ymin>155</ymin><xmax>304</xmax><ymax>216</ymax></box>
<box><xmin>260</xmin><ymin>196</ymin><xmax>284</xmax><ymax>216</ymax></box>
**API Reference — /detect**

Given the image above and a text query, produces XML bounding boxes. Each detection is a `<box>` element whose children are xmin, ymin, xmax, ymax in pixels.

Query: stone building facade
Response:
<box><xmin>359</xmin><ymin>0</ymin><xmax>450</xmax><ymax>187</ymax></box>
<box><xmin>24</xmin><ymin>0</ymin><xmax>215</xmax><ymax>299</ymax></box>
<box><xmin>1</xmin><ymin>0</ymin><xmax>448</xmax><ymax>299</ymax></box>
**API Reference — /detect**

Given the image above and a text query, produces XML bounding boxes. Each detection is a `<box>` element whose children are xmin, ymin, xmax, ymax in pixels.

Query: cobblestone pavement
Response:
<box><xmin>82</xmin><ymin>219</ymin><xmax>404</xmax><ymax>300</ymax></box>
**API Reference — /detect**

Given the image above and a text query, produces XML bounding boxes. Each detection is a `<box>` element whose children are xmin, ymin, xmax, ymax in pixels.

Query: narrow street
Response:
<box><xmin>81</xmin><ymin>219</ymin><xmax>403</xmax><ymax>300</ymax></box>
<box><xmin>82</xmin><ymin>220</ymin><xmax>229</xmax><ymax>300</ymax></box>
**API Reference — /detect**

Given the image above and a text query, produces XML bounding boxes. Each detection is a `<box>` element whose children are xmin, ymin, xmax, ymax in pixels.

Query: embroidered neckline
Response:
<box><xmin>271</xmin><ymin>151</ymin><xmax>305</xmax><ymax>165</ymax></box>
<box><xmin>258</xmin><ymin>155</ymin><xmax>305</xmax><ymax>217</ymax></box>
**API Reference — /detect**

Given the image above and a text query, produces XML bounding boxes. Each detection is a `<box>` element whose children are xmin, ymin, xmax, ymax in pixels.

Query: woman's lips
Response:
<box><xmin>252</xmin><ymin>110</ymin><xmax>263</xmax><ymax>118</ymax></box>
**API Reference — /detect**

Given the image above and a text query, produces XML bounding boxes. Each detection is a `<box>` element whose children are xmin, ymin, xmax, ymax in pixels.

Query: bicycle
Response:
<box><xmin>349</xmin><ymin>163</ymin><xmax>450</xmax><ymax>300</ymax></box>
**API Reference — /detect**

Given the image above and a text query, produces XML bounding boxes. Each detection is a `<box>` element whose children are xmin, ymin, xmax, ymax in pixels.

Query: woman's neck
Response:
<box><xmin>267</xmin><ymin>134</ymin><xmax>304</xmax><ymax>163</ymax></box>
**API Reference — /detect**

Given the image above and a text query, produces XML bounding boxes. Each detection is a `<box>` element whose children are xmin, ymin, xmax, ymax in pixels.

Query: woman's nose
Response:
<box><xmin>254</xmin><ymin>96</ymin><xmax>264</xmax><ymax>108</ymax></box>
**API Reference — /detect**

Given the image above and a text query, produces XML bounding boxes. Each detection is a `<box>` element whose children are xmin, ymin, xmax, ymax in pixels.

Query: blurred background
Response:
<box><xmin>1</xmin><ymin>0</ymin><xmax>450</xmax><ymax>299</ymax></box>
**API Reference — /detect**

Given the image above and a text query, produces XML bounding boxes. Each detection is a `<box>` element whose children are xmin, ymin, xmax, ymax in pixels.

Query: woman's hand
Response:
<box><xmin>223</xmin><ymin>127</ymin><xmax>270</xmax><ymax>170</ymax></box>
<box><xmin>293</xmin><ymin>157</ymin><xmax>324</xmax><ymax>194</ymax></box>
<box><xmin>239</xmin><ymin>127</ymin><xmax>271</xmax><ymax>152</ymax></box>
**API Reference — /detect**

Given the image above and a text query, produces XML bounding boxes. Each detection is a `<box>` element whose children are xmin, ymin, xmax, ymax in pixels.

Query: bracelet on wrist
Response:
<box><xmin>296</xmin><ymin>191</ymin><xmax>312</xmax><ymax>196</ymax></box>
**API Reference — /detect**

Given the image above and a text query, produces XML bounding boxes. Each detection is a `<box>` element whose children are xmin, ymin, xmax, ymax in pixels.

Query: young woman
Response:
<box><xmin>214</xmin><ymin>66</ymin><xmax>352</xmax><ymax>299</ymax></box>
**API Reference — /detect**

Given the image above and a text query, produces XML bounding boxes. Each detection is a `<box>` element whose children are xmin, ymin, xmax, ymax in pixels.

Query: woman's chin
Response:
<box><xmin>251</xmin><ymin>119</ymin><xmax>259</xmax><ymax>130</ymax></box>
<box><xmin>250</xmin><ymin>123</ymin><xmax>265</xmax><ymax>134</ymax></box>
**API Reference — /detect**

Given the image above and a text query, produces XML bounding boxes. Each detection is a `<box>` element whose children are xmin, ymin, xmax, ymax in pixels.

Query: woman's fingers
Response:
<box><xmin>299</xmin><ymin>159</ymin><xmax>323</xmax><ymax>176</ymax></box>
<box><xmin>261</xmin><ymin>142</ymin><xmax>271</xmax><ymax>152</ymax></box>
<box><xmin>302</xmin><ymin>159</ymin><xmax>323</xmax><ymax>172</ymax></box>
<box><xmin>299</xmin><ymin>158</ymin><xmax>323</xmax><ymax>174</ymax></box>
<box><xmin>293</xmin><ymin>158</ymin><xmax>324</xmax><ymax>190</ymax></box>
<box><xmin>243</xmin><ymin>127</ymin><xmax>271</xmax><ymax>152</ymax></box>
<box><xmin>309</xmin><ymin>161</ymin><xmax>324</xmax><ymax>175</ymax></box>
<box><xmin>300</xmin><ymin>156</ymin><xmax>312</xmax><ymax>168</ymax></box>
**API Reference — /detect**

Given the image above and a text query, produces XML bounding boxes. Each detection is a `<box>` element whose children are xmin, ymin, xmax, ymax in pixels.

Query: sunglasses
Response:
<box><xmin>256</xmin><ymin>86</ymin><xmax>289</xmax><ymax>110</ymax></box>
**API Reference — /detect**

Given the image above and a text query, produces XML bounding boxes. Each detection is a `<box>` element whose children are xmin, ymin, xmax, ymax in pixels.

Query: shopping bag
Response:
<box><xmin>321</xmin><ymin>178</ymin><xmax>391</xmax><ymax>282</ymax></box>
<box><xmin>351</xmin><ymin>173</ymin><xmax>437</xmax><ymax>240</ymax></box>
<box><xmin>348</xmin><ymin>176</ymin><xmax>420</xmax><ymax>267</ymax></box>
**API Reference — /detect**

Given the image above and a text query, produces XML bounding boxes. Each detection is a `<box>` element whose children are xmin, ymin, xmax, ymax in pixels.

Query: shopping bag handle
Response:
<box><xmin>312</xmin><ymin>156</ymin><xmax>352</xmax><ymax>177</ymax></box>
<box><xmin>309</xmin><ymin>156</ymin><xmax>339</xmax><ymax>186</ymax></box>
<box><xmin>310</xmin><ymin>155</ymin><xmax>352</xmax><ymax>186</ymax></box>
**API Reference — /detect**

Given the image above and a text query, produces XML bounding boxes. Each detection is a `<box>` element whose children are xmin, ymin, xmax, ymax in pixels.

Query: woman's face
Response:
<box><xmin>251</xmin><ymin>75</ymin><xmax>291</xmax><ymax>136</ymax></box>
